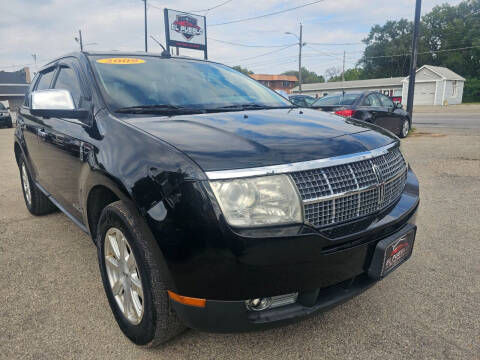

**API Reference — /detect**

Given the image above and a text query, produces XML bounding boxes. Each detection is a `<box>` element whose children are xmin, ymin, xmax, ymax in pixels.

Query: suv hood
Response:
<box><xmin>128</xmin><ymin>108</ymin><xmax>396</xmax><ymax>171</ymax></box>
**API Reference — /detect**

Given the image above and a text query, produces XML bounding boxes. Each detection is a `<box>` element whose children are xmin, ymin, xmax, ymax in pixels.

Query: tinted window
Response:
<box><xmin>290</xmin><ymin>97</ymin><xmax>307</xmax><ymax>107</ymax></box>
<box><xmin>312</xmin><ymin>94</ymin><xmax>361</xmax><ymax>106</ymax></box>
<box><xmin>378</xmin><ymin>94</ymin><xmax>394</xmax><ymax>108</ymax></box>
<box><xmin>90</xmin><ymin>56</ymin><xmax>291</xmax><ymax>111</ymax></box>
<box><xmin>0</xmin><ymin>103</ymin><xmax>5</xmax><ymax>110</ymax></box>
<box><xmin>363</xmin><ymin>94</ymin><xmax>382</xmax><ymax>107</ymax></box>
<box><xmin>304</xmin><ymin>97</ymin><xmax>316</xmax><ymax>105</ymax></box>
<box><xmin>23</xmin><ymin>73</ymin><xmax>39</xmax><ymax>107</ymax></box>
<box><xmin>36</xmin><ymin>69</ymin><xmax>56</xmax><ymax>90</ymax></box>
<box><xmin>54</xmin><ymin>67</ymin><xmax>82</xmax><ymax>107</ymax></box>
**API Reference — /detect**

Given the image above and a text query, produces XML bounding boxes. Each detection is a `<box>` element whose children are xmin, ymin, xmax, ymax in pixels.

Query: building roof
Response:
<box><xmin>292</xmin><ymin>77</ymin><xmax>404</xmax><ymax>92</ymax></box>
<box><xmin>0</xmin><ymin>68</ymin><xmax>30</xmax><ymax>84</ymax></box>
<box><xmin>250</xmin><ymin>74</ymin><xmax>298</xmax><ymax>82</ymax></box>
<box><xmin>403</xmin><ymin>65</ymin><xmax>465</xmax><ymax>81</ymax></box>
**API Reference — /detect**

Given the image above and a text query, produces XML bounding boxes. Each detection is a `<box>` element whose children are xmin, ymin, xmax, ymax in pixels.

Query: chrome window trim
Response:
<box><xmin>205</xmin><ymin>142</ymin><xmax>398</xmax><ymax>180</ymax></box>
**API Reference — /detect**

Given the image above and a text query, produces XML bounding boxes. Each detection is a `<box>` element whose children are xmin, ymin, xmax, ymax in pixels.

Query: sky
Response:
<box><xmin>0</xmin><ymin>0</ymin><xmax>462</xmax><ymax>78</ymax></box>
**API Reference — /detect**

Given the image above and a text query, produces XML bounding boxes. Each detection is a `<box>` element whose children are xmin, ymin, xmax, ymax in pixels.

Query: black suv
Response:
<box><xmin>14</xmin><ymin>52</ymin><xmax>419</xmax><ymax>346</ymax></box>
<box><xmin>0</xmin><ymin>102</ymin><xmax>12</xmax><ymax>128</ymax></box>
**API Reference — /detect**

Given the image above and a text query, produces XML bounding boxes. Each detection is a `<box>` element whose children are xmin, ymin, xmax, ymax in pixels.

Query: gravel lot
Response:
<box><xmin>1</xmin><ymin>116</ymin><xmax>479</xmax><ymax>359</ymax></box>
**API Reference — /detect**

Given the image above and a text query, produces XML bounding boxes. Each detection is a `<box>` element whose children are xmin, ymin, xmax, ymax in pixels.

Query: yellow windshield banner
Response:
<box><xmin>96</xmin><ymin>58</ymin><xmax>145</xmax><ymax>64</ymax></box>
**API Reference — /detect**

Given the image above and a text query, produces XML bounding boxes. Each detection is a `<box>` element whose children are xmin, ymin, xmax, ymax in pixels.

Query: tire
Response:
<box><xmin>399</xmin><ymin>119</ymin><xmax>410</xmax><ymax>138</ymax></box>
<box><xmin>19</xmin><ymin>155</ymin><xmax>57</xmax><ymax>215</ymax></box>
<box><xmin>96</xmin><ymin>201</ymin><xmax>185</xmax><ymax>347</ymax></box>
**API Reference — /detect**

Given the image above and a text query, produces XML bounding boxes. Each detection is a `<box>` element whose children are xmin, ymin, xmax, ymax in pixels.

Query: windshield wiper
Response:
<box><xmin>115</xmin><ymin>104</ymin><xmax>199</xmax><ymax>114</ymax></box>
<box><xmin>206</xmin><ymin>103</ymin><xmax>294</xmax><ymax>112</ymax></box>
<box><xmin>213</xmin><ymin>103</ymin><xmax>266</xmax><ymax>110</ymax></box>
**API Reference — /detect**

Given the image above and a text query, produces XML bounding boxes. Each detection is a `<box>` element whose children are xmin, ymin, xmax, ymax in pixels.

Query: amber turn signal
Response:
<box><xmin>167</xmin><ymin>290</ymin><xmax>206</xmax><ymax>308</ymax></box>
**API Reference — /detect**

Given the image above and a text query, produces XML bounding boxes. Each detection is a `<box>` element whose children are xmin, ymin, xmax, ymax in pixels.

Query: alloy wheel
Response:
<box><xmin>402</xmin><ymin>120</ymin><xmax>410</xmax><ymax>137</ymax></box>
<box><xmin>104</xmin><ymin>227</ymin><xmax>144</xmax><ymax>325</ymax></box>
<box><xmin>21</xmin><ymin>163</ymin><xmax>32</xmax><ymax>206</ymax></box>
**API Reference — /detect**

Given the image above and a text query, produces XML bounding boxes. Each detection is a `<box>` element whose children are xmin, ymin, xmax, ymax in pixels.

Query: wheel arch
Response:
<box><xmin>84</xmin><ymin>175</ymin><xmax>177</xmax><ymax>291</ymax></box>
<box><xmin>14</xmin><ymin>141</ymin><xmax>22</xmax><ymax>166</ymax></box>
<box><xmin>81</xmin><ymin>169</ymin><xmax>133</xmax><ymax>240</ymax></box>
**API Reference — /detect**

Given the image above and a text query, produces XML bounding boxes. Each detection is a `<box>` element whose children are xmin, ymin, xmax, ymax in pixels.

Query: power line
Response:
<box><xmin>235</xmin><ymin>44</ymin><xmax>297</xmax><ymax>62</ymax></box>
<box><xmin>209</xmin><ymin>0</ymin><xmax>325</xmax><ymax>26</ymax></box>
<box><xmin>209</xmin><ymin>37</ymin><xmax>296</xmax><ymax>48</ymax></box>
<box><xmin>308</xmin><ymin>41</ymin><xmax>363</xmax><ymax>46</ymax></box>
<box><xmin>0</xmin><ymin>57</ymin><xmax>54</xmax><ymax>70</ymax></box>
<box><xmin>147</xmin><ymin>2</ymin><xmax>162</xmax><ymax>10</ymax></box>
<box><xmin>359</xmin><ymin>45</ymin><xmax>480</xmax><ymax>60</ymax></box>
<box><xmin>235</xmin><ymin>53</ymin><xmax>347</xmax><ymax>68</ymax></box>
<box><xmin>190</xmin><ymin>0</ymin><xmax>235</xmax><ymax>13</ymax></box>
<box><xmin>305</xmin><ymin>45</ymin><xmax>342</xmax><ymax>58</ymax></box>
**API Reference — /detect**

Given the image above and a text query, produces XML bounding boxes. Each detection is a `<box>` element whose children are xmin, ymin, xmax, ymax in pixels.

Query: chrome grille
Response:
<box><xmin>291</xmin><ymin>146</ymin><xmax>407</xmax><ymax>228</ymax></box>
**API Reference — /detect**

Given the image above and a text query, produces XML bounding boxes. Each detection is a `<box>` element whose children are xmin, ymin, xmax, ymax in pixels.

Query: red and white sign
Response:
<box><xmin>164</xmin><ymin>9</ymin><xmax>207</xmax><ymax>53</ymax></box>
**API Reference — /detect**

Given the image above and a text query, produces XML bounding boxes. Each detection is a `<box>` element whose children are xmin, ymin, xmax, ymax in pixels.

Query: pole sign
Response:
<box><xmin>164</xmin><ymin>8</ymin><xmax>207</xmax><ymax>59</ymax></box>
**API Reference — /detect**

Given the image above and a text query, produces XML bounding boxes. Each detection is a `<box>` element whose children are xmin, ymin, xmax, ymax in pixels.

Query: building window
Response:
<box><xmin>452</xmin><ymin>81</ymin><xmax>457</xmax><ymax>96</ymax></box>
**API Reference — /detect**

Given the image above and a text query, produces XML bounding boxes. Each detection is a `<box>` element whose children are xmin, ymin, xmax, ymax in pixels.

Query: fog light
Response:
<box><xmin>245</xmin><ymin>292</ymin><xmax>298</xmax><ymax>311</ymax></box>
<box><xmin>245</xmin><ymin>297</ymin><xmax>272</xmax><ymax>311</ymax></box>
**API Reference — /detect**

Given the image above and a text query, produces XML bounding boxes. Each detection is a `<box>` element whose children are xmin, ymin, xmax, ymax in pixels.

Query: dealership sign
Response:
<box><xmin>164</xmin><ymin>8</ymin><xmax>207</xmax><ymax>59</ymax></box>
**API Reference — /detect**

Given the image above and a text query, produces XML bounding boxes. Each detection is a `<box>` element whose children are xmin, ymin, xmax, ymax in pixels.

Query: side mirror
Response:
<box><xmin>31</xmin><ymin>89</ymin><xmax>88</xmax><ymax>120</ymax></box>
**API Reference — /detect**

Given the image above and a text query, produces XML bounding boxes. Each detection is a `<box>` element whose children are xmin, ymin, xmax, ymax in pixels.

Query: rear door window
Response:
<box><xmin>363</xmin><ymin>94</ymin><xmax>382</xmax><ymax>107</ymax></box>
<box><xmin>23</xmin><ymin>73</ymin><xmax>40</xmax><ymax>107</ymax></box>
<box><xmin>378</xmin><ymin>94</ymin><xmax>395</xmax><ymax>108</ymax></box>
<box><xmin>36</xmin><ymin>69</ymin><xmax>56</xmax><ymax>91</ymax></box>
<box><xmin>313</xmin><ymin>94</ymin><xmax>361</xmax><ymax>106</ymax></box>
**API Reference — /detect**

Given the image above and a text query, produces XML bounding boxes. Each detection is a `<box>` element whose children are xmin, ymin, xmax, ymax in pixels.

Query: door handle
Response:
<box><xmin>38</xmin><ymin>129</ymin><xmax>47</xmax><ymax>138</ymax></box>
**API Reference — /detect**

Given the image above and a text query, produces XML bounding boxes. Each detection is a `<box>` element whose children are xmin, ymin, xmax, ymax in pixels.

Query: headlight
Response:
<box><xmin>210</xmin><ymin>174</ymin><xmax>303</xmax><ymax>227</ymax></box>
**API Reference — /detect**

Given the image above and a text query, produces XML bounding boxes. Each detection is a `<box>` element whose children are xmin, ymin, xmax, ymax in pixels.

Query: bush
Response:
<box><xmin>463</xmin><ymin>78</ymin><xmax>480</xmax><ymax>103</ymax></box>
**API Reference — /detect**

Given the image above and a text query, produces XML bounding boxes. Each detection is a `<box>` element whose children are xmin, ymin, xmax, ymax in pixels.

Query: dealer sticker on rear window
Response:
<box><xmin>96</xmin><ymin>58</ymin><xmax>145</xmax><ymax>64</ymax></box>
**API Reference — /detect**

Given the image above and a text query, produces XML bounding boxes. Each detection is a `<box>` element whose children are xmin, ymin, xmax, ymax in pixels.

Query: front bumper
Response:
<box><xmin>0</xmin><ymin>116</ymin><xmax>12</xmax><ymax>126</ymax></box>
<box><xmin>172</xmin><ymin>273</ymin><xmax>377</xmax><ymax>332</ymax></box>
<box><xmin>171</xmin><ymin>222</ymin><xmax>417</xmax><ymax>332</ymax></box>
<box><xmin>153</xmin><ymin>169</ymin><xmax>419</xmax><ymax>332</ymax></box>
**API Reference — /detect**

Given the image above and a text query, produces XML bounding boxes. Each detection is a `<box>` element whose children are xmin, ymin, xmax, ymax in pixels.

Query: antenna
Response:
<box><xmin>150</xmin><ymin>36</ymin><xmax>171</xmax><ymax>57</ymax></box>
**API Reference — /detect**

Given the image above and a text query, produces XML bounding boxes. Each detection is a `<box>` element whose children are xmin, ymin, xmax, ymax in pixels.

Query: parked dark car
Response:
<box><xmin>14</xmin><ymin>52</ymin><xmax>419</xmax><ymax>347</ymax></box>
<box><xmin>288</xmin><ymin>94</ymin><xmax>317</xmax><ymax>107</ymax></box>
<box><xmin>0</xmin><ymin>103</ymin><xmax>13</xmax><ymax>128</ymax></box>
<box><xmin>311</xmin><ymin>91</ymin><xmax>411</xmax><ymax>138</ymax></box>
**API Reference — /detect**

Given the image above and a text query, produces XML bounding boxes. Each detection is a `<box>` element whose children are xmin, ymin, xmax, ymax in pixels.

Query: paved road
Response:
<box><xmin>413</xmin><ymin>112</ymin><xmax>480</xmax><ymax>129</ymax></box>
<box><xmin>1</xmin><ymin>125</ymin><xmax>479</xmax><ymax>359</ymax></box>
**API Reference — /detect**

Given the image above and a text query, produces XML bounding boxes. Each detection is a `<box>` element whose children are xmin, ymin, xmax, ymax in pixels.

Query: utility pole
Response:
<box><xmin>285</xmin><ymin>24</ymin><xmax>304</xmax><ymax>93</ymax></box>
<box><xmin>406</xmin><ymin>0</ymin><xmax>422</xmax><ymax>118</ymax></box>
<box><xmin>78</xmin><ymin>30</ymin><xmax>83</xmax><ymax>51</ymax></box>
<box><xmin>31</xmin><ymin>54</ymin><xmax>37</xmax><ymax>74</ymax></box>
<box><xmin>298</xmin><ymin>23</ymin><xmax>303</xmax><ymax>93</ymax></box>
<box><xmin>143</xmin><ymin>0</ymin><xmax>148</xmax><ymax>52</ymax></box>
<box><xmin>342</xmin><ymin>50</ymin><xmax>346</xmax><ymax>82</ymax></box>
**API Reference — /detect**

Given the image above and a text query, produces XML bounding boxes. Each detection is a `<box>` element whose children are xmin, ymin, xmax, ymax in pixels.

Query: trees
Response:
<box><xmin>327</xmin><ymin>68</ymin><xmax>366</xmax><ymax>82</ymax></box>
<box><xmin>232</xmin><ymin>65</ymin><xmax>254</xmax><ymax>75</ymax></box>
<box><xmin>282</xmin><ymin>67</ymin><xmax>325</xmax><ymax>84</ymax></box>
<box><xmin>357</xmin><ymin>0</ymin><xmax>479</xmax><ymax>101</ymax></box>
<box><xmin>324</xmin><ymin>66</ymin><xmax>342</xmax><ymax>81</ymax></box>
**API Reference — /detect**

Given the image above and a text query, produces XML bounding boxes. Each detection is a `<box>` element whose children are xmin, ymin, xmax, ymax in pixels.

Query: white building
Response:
<box><xmin>291</xmin><ymin>65</ymin><xmax>465</xmax><ymax>106</ymax></box>
<box><xmin>402</xmin><ymin>65</ymin><xmax>465</xmax><ymax>105</ymax></box>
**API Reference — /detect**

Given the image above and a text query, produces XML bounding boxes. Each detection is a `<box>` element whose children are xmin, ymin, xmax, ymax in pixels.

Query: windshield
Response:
<box><xmin>89</xmin><ymin>56</ymin><xmax>291</xmax><ymax>112</ymax></box>
<box><xmin>313</xmin><ymin>93</ymin><xmax>361</xmax><ymax>106</ymax></box>
<box><xmin>0</xmin><ymin>103</ymin><xmax>5</xmax><ymax>110</ymax></box>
